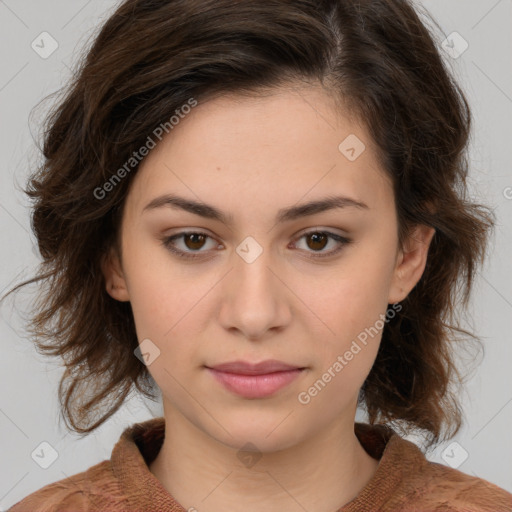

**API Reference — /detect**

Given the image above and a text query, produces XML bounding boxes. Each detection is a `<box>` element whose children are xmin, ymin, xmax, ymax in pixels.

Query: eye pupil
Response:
<box><xmin>185</xmin><ymin>233</ymin><xmax>206</xmax><ymax>250</ymax></box>
<box><xmin>307</xmin><ymin>232</ymin><xmax>328</xmax><ymax>251</ymax></box>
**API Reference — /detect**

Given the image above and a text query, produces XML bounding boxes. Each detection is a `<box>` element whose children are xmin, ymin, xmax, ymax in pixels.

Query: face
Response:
<box><xmin>103</xmin><ymin>84</ymin><xmax>434</xmax><ymax>452</ymax></box>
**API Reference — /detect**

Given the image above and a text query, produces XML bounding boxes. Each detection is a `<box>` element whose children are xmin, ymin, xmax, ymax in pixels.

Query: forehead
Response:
<box><xmin>125</xmin><ymin>85</ymin><xmax>393</xmax><ymax>223</ymax></box>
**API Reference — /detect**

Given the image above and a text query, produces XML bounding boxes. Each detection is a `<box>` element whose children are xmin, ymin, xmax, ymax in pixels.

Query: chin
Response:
<box><xmin>206</xmin><ymin>417</ymin><xmax>307</xmax><ymax>454</ymax></box>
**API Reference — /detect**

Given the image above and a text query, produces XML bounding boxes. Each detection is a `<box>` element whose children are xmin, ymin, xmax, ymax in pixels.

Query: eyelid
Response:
<box><xmin>292</xmin><ymin>225</ymin><xmax>349</xmax><ymax>240</ymax></box>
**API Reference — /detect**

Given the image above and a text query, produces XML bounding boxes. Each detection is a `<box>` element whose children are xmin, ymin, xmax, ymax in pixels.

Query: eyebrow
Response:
<box><xmin>142</xmin><ymin>193</ymin><xmax>369</xmax><ymax>224</ymax></box>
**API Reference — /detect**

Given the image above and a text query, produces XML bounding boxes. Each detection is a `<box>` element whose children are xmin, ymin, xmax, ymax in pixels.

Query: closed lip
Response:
<box><xmin>206</xmin><ymin>360</ymin><xmax>304</xmax><ymax>375</ymax></box>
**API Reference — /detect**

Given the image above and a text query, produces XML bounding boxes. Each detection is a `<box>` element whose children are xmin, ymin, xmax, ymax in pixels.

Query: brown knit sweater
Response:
<box><xmin>9</xmin><ymin>417</ymin><xmax>512</xmax><ymax>512</ymax></box>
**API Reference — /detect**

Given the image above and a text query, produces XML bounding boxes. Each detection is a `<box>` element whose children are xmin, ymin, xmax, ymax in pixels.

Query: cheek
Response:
<box><xmin>123</xmin><ymin>250</ymin><xmax>214</xmax><ymax>372</ymax></box>
<box><xmin>126</xmin><ymin>267</ymin><xmax>200</xmax><ymax>390</ymax></box>
<box><xmin>296</xmin><ymin>273</ymin><xmax>388</xmax><ymax>409</ymax></box>
<box><xmin>297</xmin><ymin>344</ymin><xmax>377</xmax><ymax>420</ymax></box>
<box><xmin>121</xmin><ymin>241</ymin><xmax>180</xmax><ymax>338</ymax></box>
<box><xmin>295</xmin><ymin>255</ymin><xmax>394</xmax><ymax>337</ymax></box>
<box><xmin>291</xmin><ymin>250</ymin><xmax>395</xmax><ymax>381</ymax></box>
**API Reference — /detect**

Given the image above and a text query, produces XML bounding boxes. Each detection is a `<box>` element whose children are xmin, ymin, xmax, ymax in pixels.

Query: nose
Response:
<box><xmin>217</xmin><ymin>242</ymin><xmax>292</xmax><ymax>341</ymax></box>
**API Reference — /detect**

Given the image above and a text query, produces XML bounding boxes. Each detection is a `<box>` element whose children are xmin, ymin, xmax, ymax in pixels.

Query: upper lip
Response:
<box><xmin>207</xmin><ymin>360</ymin><xmax>303</xmax><ymax>375</ymax></box>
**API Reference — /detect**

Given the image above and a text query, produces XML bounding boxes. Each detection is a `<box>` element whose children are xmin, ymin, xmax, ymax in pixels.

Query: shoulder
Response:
<box><xmin>8</xmin><ymin>460</ymin><xmax>127</xmax><ymax>512</ymax></box>
<box><xmin>384</xmin><ymin>435</ymin><xmax>512</xmax><ymax>511</ymax></box>
<box><xmin>355</xmin><ymin>424</ymin><xmax>512</xmax><ymax>512</ymax></box>
<box><xmin>413</xmin><ymin>460</ymin><xmax>512</xmax><ymax>511</ymax></box>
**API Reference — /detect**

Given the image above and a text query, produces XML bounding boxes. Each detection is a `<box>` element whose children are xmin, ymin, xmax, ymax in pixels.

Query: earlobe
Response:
<box><xmin>101</xmin><ymin>247</ymin><xmax>130</xmax><ymax>302</ymax></box>
<box><xmin>388</xmin><ymin>224</ymin><xmax>435</xmax><ymax>304</ymax></box>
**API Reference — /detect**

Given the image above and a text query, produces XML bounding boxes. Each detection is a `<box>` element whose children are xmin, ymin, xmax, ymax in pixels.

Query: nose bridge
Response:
<box><xmin>234</xmin><ymin>235</ymin><xmax>277</xmax><ymax>304</ymax></box>
<box><xmin>218</xmin><ymin>235</ymin><xmax>289</xmax><ymax>338</ymax></box>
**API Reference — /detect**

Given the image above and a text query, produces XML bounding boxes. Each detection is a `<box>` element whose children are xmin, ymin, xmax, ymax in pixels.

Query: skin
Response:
<box><xmin>102</xmin><ymin>83</ymin><xmax>435</xmax><ymax>512</ymax></box>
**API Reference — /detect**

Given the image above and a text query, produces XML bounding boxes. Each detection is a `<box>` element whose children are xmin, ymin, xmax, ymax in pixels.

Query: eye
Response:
<box><xmin>161</xmin><ymin>229</ymin><xmax>352</xmax><ymax>261</ymax></box>
<box><xmin>161</xmin><ymin>231</ymin><xmax>220</xmax><ymax>260</ymax></box>
<box><xmin>292</xmin><ymin>230</ymin><xmax>352</xmax><ymax>259</ymax></box>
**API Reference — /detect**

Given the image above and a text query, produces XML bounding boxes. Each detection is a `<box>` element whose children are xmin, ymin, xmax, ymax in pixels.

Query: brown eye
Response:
<box><xmin>161</xmin><ymin>231</ymin><xmax>219</xmax><ymax>260</ymax></box>
<box><xmin>183</xmin><ymin>233</ymin><xmax>207</xmax><ymax>250</ymax></box>
<box><xmin>305</xmin><ymin>232</ymin><xmax>329</xmax><ymax>251</ymax></box>
<box><xmin>293</xmin><ymin>230</ymin><xmax>352</xmax><ymax>259</ymax></box>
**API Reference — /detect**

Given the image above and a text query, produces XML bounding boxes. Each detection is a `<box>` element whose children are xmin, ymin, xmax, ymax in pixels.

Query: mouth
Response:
<box><xmin>205</xmin><ymin>360</ymin><xmax>306</xmax><ymax>398</ymax></box>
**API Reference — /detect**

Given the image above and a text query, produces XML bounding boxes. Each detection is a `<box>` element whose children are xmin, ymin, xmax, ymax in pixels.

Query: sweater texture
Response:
<box><xmin>9</xmin><ymin>417</ymin><xmax>512</xmax><ymax>511</ymax></box>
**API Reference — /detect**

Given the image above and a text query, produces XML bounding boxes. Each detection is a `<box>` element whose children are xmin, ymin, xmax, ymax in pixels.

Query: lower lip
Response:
<box><xmin>206</xmin><ymin>368</ymin><xmax>304</xmax><ymax>398</ymax></box>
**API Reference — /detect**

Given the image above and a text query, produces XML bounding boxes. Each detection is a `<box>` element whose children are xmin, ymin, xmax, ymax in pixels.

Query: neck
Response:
<box><xmin>149</xmin><ymin>405</ymin><xmax>379</xmax><ymax>512</ymax></box>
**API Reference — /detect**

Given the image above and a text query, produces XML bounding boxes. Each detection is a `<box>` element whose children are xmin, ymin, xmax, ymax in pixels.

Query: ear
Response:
<box><xmin>101</xmin><ymin>246</ymin><xmax>130</xmax><ymax>302</ymax></box>
<box><xmin>388</xmin><ymin>224</ymin><xmax>436</xmax><ymax>304</ymax></box>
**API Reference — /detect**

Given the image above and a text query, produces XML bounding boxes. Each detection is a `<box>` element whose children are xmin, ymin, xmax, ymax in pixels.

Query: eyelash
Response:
<box><xmin>161</xmin><ymin>230</ymin><xmax>352</xmax><ymax>261</ymax></box>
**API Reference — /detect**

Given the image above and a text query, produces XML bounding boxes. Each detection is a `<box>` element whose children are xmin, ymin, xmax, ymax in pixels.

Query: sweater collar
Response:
<box><xmin>111</xmin><ymin>417</ymin><xmax>184</xmax><ymax>511</ymax></box>
<box><xmin>111</xmin><ymin>416</ymin><xmax>425</xmax><ymax>511</ymax></box>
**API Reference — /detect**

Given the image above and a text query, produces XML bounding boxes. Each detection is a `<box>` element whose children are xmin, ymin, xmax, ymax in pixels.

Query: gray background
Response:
<box><xmin>1</xmin><ymin>0</ymin><xmax>511</xmax><ymax>509</ymax></box>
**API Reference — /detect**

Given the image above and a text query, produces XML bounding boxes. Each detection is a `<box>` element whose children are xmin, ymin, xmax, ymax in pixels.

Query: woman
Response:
<box><xmin>5</xmin><ymin>0</ymin><xmax>512</xmax><ymax>510</ymax></box>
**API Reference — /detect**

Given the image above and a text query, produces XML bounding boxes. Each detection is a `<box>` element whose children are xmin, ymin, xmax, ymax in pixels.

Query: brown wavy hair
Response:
<box><xmin>2</xmin><ymin>0</ymin><xmax>495</xmax><ymax>447</ymax></box>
